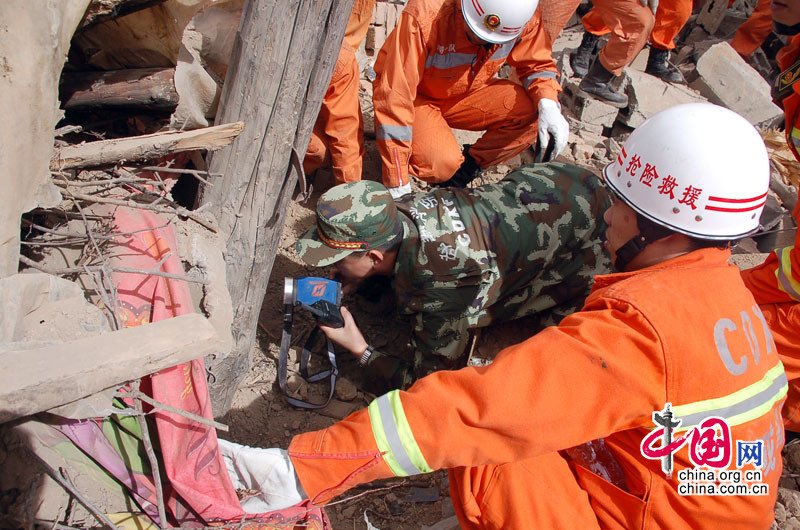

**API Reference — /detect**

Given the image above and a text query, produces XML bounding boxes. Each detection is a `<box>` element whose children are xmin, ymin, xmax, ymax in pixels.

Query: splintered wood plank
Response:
<box><xmin>50</xmin><ymin>121</ymin><xmax>244</xmax><ymax>170</ymax></box>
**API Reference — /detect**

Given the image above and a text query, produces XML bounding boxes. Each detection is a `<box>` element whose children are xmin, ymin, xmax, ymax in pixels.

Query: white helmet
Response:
<box><xmin>461</xmin><ymin>0</ymin><xmax>539</xmax><ymax>44</ymax></box>
<box><xmin>603</xmin><ymin>103</ymin><xmax>770</xmax><ymax>240</ymax></box>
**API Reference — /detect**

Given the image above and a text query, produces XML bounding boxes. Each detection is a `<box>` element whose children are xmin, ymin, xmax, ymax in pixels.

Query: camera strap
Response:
<box><xmin>278</xmin><ymin>304</ymin><xmax>339</xmax><ymax>410</ymax></box>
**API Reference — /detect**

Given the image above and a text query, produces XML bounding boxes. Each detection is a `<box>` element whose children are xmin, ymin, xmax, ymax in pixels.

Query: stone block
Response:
<box><xmin>574</xmin><ymin>93</ymin><xmax>619</xmax><ymax>128</ymax></box>
<box><xmin>619</xmin><ymin>68</ymin><xmax>707</xmax><ymax>128</ymax></box>
<box><xmin>567</xmin><ymin>115</ymin><xmax>604</xmax><ymax>137</ymax></box>
<box><xmin>374</xmin><ymin>1</ymin><xmax>388</xmax><ymax>25</ymax></box>
<box><xmin>697</xmin><ymin>0</ymin><xmax>728</xmax><ymax>34</ymax></box>
<box><xmin>690</xmin><ymin>42</ymin><xmax>783</xmax><ymax>127</ymax></box>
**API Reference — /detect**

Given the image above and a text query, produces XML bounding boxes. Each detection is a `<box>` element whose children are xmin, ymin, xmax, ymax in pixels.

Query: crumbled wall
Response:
<box><xmin>0</xmin><ymin>0</ymin><xmax>91</xmax><ymax>280</ymax></box>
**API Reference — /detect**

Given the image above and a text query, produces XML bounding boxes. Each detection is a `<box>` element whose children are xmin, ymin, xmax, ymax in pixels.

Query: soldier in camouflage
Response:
<box><xmin>296</xmin><ymin>162</ymin><xmax>611</xmax><ymax>386</ymax></box>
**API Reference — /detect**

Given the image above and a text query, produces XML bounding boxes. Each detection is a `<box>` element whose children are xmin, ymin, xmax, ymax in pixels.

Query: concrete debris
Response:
<box><xmin>366</xmin><ymin>1</ymin><xmax>405</xmax><ymax>55</ymax></box>
<box><xmin>696</xmin><ymin>0</ymin><xmax>729</xmax><ymax>35</ymax></box>
<box><xmin>620</xmin><ymin>68</ymin><xmax>708</xmax><ymax>128</ymax></box>
<box><xmin>566</xmin><ymin>80</ymin><xmax>620</xmax><ymax>129</ymax></box>
<box><xmin>690</xmin><ymin>42</ymin><xmax>783</xmax><ymax>127</ymax></box>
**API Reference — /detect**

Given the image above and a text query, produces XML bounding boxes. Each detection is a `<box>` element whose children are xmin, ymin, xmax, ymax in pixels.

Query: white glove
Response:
<box><xmin>218</xmin><ymin>438</ymin><xmax>307</xmax><ymax>514</ymax></box>
<box><xmin>537</xmin><ymin>99</ymin><xmax>569</xmax><ymax>161</ymax></box>
<box><xmin>388</xmin><ymin>182</ymin><xmax>412</xmax><ymax>200</ymax></box>
<box><xmin>640</xmin><ymin>0</ymin><xmax>658</xmax><ymax>14</ymax></box>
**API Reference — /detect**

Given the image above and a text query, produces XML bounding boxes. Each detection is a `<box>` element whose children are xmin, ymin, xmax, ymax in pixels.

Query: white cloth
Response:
<box><xmin>218</xmin><ymin>438</ymin><xmax>306</xmax><ymax>513</ymax></box>
<box><xmin>537</xmin><ymin>98</ymin><xmax>569</xmax><ymax>161</ymax></box>
<box><xmin>640</xmin><ymin>0</ymin><xmax>659</xmax><ymax>14</ymax></box>
<box><xmin>388</xmin><ymin>182</ymin><xmax>413</xmax><ymax>200</ymax></box>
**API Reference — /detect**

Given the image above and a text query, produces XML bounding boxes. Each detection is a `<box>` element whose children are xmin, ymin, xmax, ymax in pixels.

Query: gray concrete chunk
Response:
<box><xmin>690</xmin><ymin>42</ymin><xmax>782</xmax><ymax>127</ymax></box>
<box><xmin>620</xmin><ymin>69</ymin><xmax>708</xmax><ymax>128</ymax></box>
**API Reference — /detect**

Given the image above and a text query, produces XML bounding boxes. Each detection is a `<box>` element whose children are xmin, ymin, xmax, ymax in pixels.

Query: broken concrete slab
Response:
<box><xmin>619</xmin><ymin>69</ymin><xmax>708</xmax><ymax>128</ymax></box>
<box><xmin>697</xmin><ymin>0</ymin><xmax>728</xmax><ymax>34</ymax></box>
<box><xmin>567</xmin><ymin>116</ymin><xmax>604</xmax><ymax>137</ymax></box>
<box><xmin>562</xmin><ymin>79</ymin><xmax>620</xmax><ymax>128</ymax></box>
<box><xmin>690</xmin><ymin>42</ymin><xmax>783</xmax><ymax>127</ymax></box>
<box><xmin>574</xmin><ymin>94</ymin><xmax>620</xmax><ymax>128</ymax></box>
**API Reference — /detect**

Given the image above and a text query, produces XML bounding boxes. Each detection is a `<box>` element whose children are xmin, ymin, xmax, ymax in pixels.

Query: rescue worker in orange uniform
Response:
<box><xmin>731</xmin><ymin>0</ymin><xmax>773</xmax><ymax>58</ymax></box>
<box><xmin>568</xmin><ymin>0</ymin><xmax>657</xmax><ymax>107</ymax></box>
<box><xmin>572</xmin><ymin>0</ymin><xmax>689</xmax><ymax>91</ymax></box>
<box><xmin>373</xmin><ymin>0</ymin><xmax>570</xmax><ymax>198</ymax></box>
<box><xmin>219</xmin><ymin>103</ymin><xmax>786</xmax><ymax>529</ymax></box>
<box><xmin>741</xmin><ymin>0</ymin><xmax>800</xmax><ymax>432</ymax></box>
<box><xmin>304</xmin><ymin>0</ymin><xmax>376</xmax><ymax>184</ymax></box>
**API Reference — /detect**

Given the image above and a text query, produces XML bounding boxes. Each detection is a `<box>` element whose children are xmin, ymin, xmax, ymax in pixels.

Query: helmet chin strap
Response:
<box><xmin>613</xmin><ymin>211</ymin><xmax>676</xmax><ymax>271</ymax></box>
<box><xmin>614</xmin><ymin>234</ymin><xmax>649</xmax><ymax>272</ymax></box>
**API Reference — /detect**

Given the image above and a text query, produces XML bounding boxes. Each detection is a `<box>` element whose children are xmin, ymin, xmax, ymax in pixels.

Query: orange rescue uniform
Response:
<box><xmin>290</xmin><ymin>248</ymin><xmax>786</xmax><ymax>529</ymax></box>
<box><xmin>579</xmin><ymin>0</ymin><xmax>655</xmax><ymax>75</ymax></box>
<box><xmin>731</xmin><ymin>0</ymin><xmax>772</xmax><ymax>58</ymax></box>
<box><xmin>741</xmin><ymin>33</ymin><xmax>800</xmax><ymax>431</ymax></box>
<box><xmin>583</xmin><ymin>0</ymin><xmax>689</xmax><ymax>54</ymax></box>
<box><xmin>304</xmin><ymin>0</ymin><xmax>375</xmax><ymax>184</ymax></box>
<box><xmin>372</xmin><ymin>0</ymin><xmax>560</xmax><ymax>188</ymax></box>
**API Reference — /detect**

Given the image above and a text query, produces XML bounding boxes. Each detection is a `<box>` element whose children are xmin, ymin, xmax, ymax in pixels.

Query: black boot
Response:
<box><xmin>578</xmin><ymin>59</ymin><xmax>629</xmax><ymax>108</ymax></box>
<box><xmin>644</xmin><ymin>47</ymin><xmax>686</xmax><ymax>84</ymax></box>
<box><xmin>435</xmin><ymin>145</ymin><xmax>482</xmax><ymax>188</ymax></box>
<box><xmin>569</xmin><ymin>32</ymin><xmax>600</xmax><ymax>78</ymax></box>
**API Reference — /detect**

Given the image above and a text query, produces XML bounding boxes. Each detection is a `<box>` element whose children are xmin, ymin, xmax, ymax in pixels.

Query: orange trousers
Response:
<box><xmin>409</xmin><ymin>80</ymin><xmax>538</xmax><ymax>183</ymax></box>
<box><xmin>344</xmin><ymin>0</ymin><xmax>376</xmax><ymax>51</ymax></box>
<box><xmin>581</xmin><ymin>0</ymin><xmax>655</xmax><ymax>75</ymax></box>
<box><xmin>584</xmin><ymin>0</ymin><xmax>691</xmax><ymax>51</ymax></box>
<box><xmin>450</xmin><ymin>452</ymin><xmax>602</xmax><ymax>529</ymax></box>
<box><xmin>731</xmin><ymin>0</ymin><xmax>772</xmax><ymax>57</ymax></box>
<box><xmin>304</xmin><ymin>0</ymin><xmax>375</xmax><ymax>184</ymax></box>
<box><xmin>304</xmin><ymin>46</ymin><xmax>364</xmax><ymax>184</ymax></box>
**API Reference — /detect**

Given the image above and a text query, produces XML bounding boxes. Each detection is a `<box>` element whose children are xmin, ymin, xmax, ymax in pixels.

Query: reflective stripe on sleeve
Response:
<box><xmin>490</xmin><ymin>41</ymin><xmax>514</xmax><ymax>61</ymax></box>
<box><xmin>523</xmin><ymin>70</ymin><xmax>557</xmax><ymax>89</ymax></box>
<box><xmin>376</xmin><ymin>125</ymin><xmax>412</xmax><ymax>142</ymax></box>
<box><xmin>368</xmin><ymin>390</ymin><xmax>433</xmax><ymax>477</ymax></box>
<box><xmin>672</xmin><ymin>363</ymin><xmax>788</xmax><ymax>431</ymax></box>
<box><xmin>424</xmin><ymin>52</ymin><xmax>476</xmax><ymax>70</ymax></box>
<box><xmin>775</xmin><ymin>246</ymin><xmax>800</xmax><ymax>301</ymax></box>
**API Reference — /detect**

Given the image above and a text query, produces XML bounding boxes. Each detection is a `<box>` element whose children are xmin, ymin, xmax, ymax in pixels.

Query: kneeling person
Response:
<box><xmin>296</xmin><ymin>162</ymin><xmax>611</xmax><ymax>386</ymax></box>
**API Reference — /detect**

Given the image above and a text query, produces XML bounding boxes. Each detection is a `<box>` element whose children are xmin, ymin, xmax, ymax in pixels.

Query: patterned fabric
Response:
<box><xmin>390</xmin><ymin>162</ymin><xmax>610</xmax><ymax>376</ymax></box>
<box><xmin>296</xmin><ymin>181</ymin><xmax>403</xmax><ymax>267</ymax></box>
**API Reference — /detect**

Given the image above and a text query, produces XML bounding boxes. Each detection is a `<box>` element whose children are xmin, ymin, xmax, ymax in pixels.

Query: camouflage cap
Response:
<box><xmin>296</xmin><ymin>181</ymin><xmax>403</xmax><ymax>267</ymax></box>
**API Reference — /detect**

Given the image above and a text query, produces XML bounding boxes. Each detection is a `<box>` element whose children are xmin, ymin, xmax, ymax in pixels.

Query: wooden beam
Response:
<box><xmin>0</xmin><ymin>313</ymin><xmax>223</xmax><ymax>424</ymax></box>
<box><xmin>50</xmin><ymin>121</ymin><xmax>244</xmax><ymax>170</ymax></box>
<box><xmin>199</xmin><ymin>0</ymin><xmax>354</xmax><ymax>416</ymax></box>
<box><xmin>60</xmin><ymin>67</ymin><xmax>178</xmax><ymax>111</ymax></box>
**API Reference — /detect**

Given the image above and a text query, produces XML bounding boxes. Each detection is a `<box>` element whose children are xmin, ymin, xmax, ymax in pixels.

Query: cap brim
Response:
<box><xmin>295</xmin><ymin>225</ymin><xmax>355</xmax><ymax>267</ymax></box>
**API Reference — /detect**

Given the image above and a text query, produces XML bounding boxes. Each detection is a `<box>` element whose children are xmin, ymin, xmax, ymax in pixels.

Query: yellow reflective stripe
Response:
<box><xmin>775</xmin><ymin>246</ymin><xmax>800</xmax><ymax>301</ymax></box>
<box><xmin>368</xmin><ymin>391</ymin><xmax>432</xmax><ymax>477</ymax></box>
<box><xmin>672</xmin><ymin>363</ymin><xmax>787</xmax><ymax>432</ymax></box>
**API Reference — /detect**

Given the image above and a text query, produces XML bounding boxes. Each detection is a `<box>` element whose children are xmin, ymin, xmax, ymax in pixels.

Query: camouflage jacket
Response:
<box><xmin>391</xmin><ymin>162</ymin><xmax>611</xmax><ymax>362</ymax></box>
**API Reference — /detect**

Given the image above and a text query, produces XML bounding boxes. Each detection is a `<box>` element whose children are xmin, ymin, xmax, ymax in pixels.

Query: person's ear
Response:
<box><xmin>366</xmin><ymin>249</ymin><xmax>385</xmax><ymax>268</ymax></box>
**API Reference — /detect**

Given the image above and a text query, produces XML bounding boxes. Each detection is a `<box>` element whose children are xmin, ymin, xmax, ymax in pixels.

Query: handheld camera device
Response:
<box><xmin>283</xmin><ymin>277</ymin><xmax>344</xmax><ymax>328</ymax></box>
<box><xmin>278</xmin><ymin>277</ymin><xmax>344</xmax><ymax>409</ymax></box>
